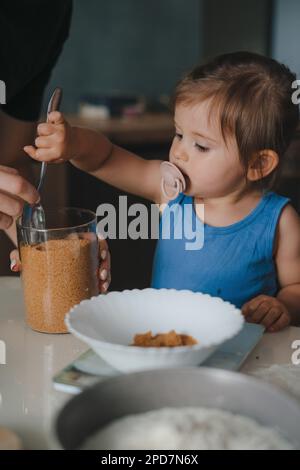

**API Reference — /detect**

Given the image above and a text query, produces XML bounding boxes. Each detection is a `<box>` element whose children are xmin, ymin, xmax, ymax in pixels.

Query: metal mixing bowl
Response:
<box><xmin>54</xmin><ymin>367</ymin><xmax>300</xmax><ymax>449</ymax></box>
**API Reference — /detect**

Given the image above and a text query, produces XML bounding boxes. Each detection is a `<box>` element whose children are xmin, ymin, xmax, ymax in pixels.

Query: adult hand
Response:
<box><xmin>0</xmin><ymin>165</ymin><xmax>39</xmax><ymax>229</ymax></box>
<box><xmin>10</xmin><ymin>237</ymin><xmax>112</xmax><ymax>294</ymax></box>
<box><xmin>98</xmin><ymin>237</ymin><xmax>112</xmax><ymax>293</ymax></box>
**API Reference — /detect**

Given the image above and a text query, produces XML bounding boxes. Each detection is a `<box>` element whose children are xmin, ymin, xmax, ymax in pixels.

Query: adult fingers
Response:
<box><xmin>98</xmin><ymin>236</ymin><xmax>111</xmax><ymax>293</ymax></box>
<box><xmin>99</xmin><ymin>251</ymin><xmax>111</xmax><ymax>293</ymax></box>
<box><xmin>0</xmin><ymin>170</ymin><xmax>39</xmax><ymax>204</ymax></box>
<box><xmin>0</xmin><ymin>212</ymin><xmax>13</xmax><ymax>229</ymax></box>
<box><xmin>0</xmin><ymin>191</ymin><xmax>23</xmax><ymax>218</ymax></box>
<box><xmin>0</xmin><ymin>165</ymin><xmax>19</xmax><ymax>175</ymax></box>
<box><xmin>10</xmin><ymin>249</ymin><xmax>21</xmax><ymax>272</ymax></box>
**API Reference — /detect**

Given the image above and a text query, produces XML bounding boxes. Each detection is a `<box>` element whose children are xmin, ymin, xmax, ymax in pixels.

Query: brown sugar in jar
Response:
<box><xmin>20</xmin><ymin>237</ymin><xmax>99</xmax><ymax>333</ymax></box>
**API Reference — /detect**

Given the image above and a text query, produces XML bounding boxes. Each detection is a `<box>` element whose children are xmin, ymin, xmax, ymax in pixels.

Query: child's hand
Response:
<box><xmin>9</xmin><ymin>238</ymin><xmax>111</xmax><ymax>294</ymax></box>
<box><xmin>23</xmin><ymin>112</ymin><xmax>75</xmax><ymax>163</ymax></box>
<box><xmin>241</xmin><ymin>295</ymin><xmax>291</xmax><ymax>332</ymax></box>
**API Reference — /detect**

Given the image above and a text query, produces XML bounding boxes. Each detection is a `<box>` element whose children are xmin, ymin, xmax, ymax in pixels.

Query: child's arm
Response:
<box><xmin>24</xmin><ymin>112</ymin><xmax>164</xmax><ymax>204</ymax></box>
<box><xmin>275</xmin><ymin>204</ymin><xmax>300</xmax><ymax>326</ymax></box>
<box><xmin>242</xmin><ymin>204</ymin><xmax>300</xmax><ymax>331</ymax></box>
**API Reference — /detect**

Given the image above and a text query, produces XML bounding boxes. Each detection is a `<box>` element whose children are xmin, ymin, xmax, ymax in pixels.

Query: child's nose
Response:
<box><xmin>173</xmin><ymin>146</ymin><xmax>189</xmax><ymax>163</ymax></box>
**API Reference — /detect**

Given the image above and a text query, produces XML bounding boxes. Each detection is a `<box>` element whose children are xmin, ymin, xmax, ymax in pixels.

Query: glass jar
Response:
<box><xmin>17</xmin><ymin>207</ymin><xmax>99</xmax><ymax>333</ymax></box>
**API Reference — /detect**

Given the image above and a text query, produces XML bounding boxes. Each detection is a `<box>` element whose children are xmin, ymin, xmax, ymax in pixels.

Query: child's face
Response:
<box><xmin>169</xmin><ymin>100</ymin><xmax>246</xmax><ymax>198</ymax></box>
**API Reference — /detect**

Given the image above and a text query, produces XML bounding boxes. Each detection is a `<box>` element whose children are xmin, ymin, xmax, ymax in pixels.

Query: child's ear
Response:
<box><xmin>247</xmin><ymin>149</ymin><xmax>279</xmax><ymax>182</ymax></box>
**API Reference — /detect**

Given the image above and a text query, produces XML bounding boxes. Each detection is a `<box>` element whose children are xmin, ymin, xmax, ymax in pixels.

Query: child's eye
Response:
<box><xmin>174</xmin><ymin>132</ymin><xmax>183</xmax><ymax>140</ymax></box>
<box><xmin>195</xmin><ymin>143</ymin><xmax>209</xmax><ymax>152</ymax></box>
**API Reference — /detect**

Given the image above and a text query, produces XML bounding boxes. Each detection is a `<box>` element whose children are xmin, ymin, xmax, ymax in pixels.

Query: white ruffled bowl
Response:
<box><xmin>65</xmin><ymin>288</ymin><xmax>244</xmax><ymax>372</ymax></box>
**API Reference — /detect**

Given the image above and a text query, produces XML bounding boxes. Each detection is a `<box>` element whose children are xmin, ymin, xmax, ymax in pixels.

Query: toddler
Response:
<box><xmin>24</xmin><ymin>51</ymin><xmax>300</xmax><ymax>332</ymax></box>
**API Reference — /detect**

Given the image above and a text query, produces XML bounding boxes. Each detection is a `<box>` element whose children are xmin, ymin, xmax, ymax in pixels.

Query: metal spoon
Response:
<box><xmin>22</xmin><ymin>87</ymin><xmax>62</xmax><ymax>239</ymax></box>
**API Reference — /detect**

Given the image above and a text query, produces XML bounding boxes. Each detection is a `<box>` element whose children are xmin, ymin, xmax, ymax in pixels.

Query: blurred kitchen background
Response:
<box><xmin>3</xmin><ymin>0</ymin><xmax>300</xmax><ymax>289</ymax></box>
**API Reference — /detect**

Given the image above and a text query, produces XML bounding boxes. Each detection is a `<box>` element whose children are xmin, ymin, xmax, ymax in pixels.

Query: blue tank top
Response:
<box><xmin>151</xmin><ymin>191</ymin><xmax>289</xmax><ymax>308</ymax></box>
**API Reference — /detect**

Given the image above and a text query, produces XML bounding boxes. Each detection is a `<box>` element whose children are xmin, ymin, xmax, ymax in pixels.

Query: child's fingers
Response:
<box><xmin>241</xmin><ymin>303</ymin><xmax>251</xmax><ymax>317</ymax></box>
<box><xmin>242</xmin><ymin>302</ymin><xmax>259</xmax><ymax>319</ymax></box>
<box><xmin>242</xmin><ymin>295</ymin><xmax>270</xmax><ymax>318</ymax></box>
<box><xmin>261</xmin><ymin>308</ymin><xmax>281</xmax><ymax>329</ymax></box>
<box><xmin>248</xmin><ymin>301</ymin><xmax>272</xmax><ymax>323</ymax></box>
<box><xmin>247</xmin><ymin>295</ymin><xmax>268</xmax><ymax>312</ymax></box>
<box><xmin>268</xmin><ymin>312</ymin><xmax>290</xmax><ymax>332</ymax></box>
<box><xmin>10</xmin><ymin>249</ymin><xmax>21</xmax><ymax>272</ymax></box>
<box><xmin>25</xmin><ymin>144</ymin><xmax>58</xmax><ymax>163</ymax></box>
<box><xmin>47</xmin><ymin>111</ymin><xmax>65</xmax><ymax>125</ymax></box>
<box><xmin>241</xmin><ymin>299</ymin><xmax>257</xmax><ymax>317</ymax></box>
<box><xmin>23</xmin><ymin>145</ymin><xmax>38</xmax><ymax>159</ymax></box>
<box><xmin>25</xmin><ymin>145</ymin><xmax>58</xmax><ymax>163</ymax></box>
<box><xmin>247</xmin><ymin>310</ymin><xmax>267</xmax><ymax>324</ymax></box>
<box><xmin>35</xmin><ymin>136</ymin><xmax>52</xmax><ymax>149</ymax></box>
<box><xmin>34</xmin><ymin>148</ymin><xmax>63</xmax><ymax>162</ymax></box>
<box><xmin>37</xmin><ymin>123</ymin><xmax>56</xmax><ymax>136</ymax></box>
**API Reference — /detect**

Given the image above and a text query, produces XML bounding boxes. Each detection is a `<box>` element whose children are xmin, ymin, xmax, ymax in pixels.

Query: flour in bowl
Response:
<box><xmin>80</xmin><ymin>407</ymin><xmax>293</xmax><ymax>450</ymax></box>
<box><xmin>250</xmin><ymin>364</ymin><xmax>300</xmax><ymax>401</ymax></box>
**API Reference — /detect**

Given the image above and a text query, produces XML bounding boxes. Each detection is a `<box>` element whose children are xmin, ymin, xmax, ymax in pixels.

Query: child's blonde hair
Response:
<box><xmin>174</xmin><ymin>51</ymin><xmax>299</xmax><ymax>188</ymax></box>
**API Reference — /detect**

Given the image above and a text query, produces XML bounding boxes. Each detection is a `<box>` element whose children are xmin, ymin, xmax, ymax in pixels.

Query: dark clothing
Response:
<box><xmin>0</xmin><ymin>0</ymin><xmax>72</xmax><ymax>120</ymax></box>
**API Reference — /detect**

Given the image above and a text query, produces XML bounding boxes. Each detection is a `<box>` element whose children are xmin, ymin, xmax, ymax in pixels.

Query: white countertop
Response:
<box><xmin>0</xmin><ymin>276</ymin><xmax>299</xmax><ymax>449</ymax></box>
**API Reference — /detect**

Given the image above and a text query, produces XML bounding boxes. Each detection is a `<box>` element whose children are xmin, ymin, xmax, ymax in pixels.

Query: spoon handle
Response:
<box><xmin>47</xmin><ymin>87</ymin><xmax>62</xmax><ymax>115</ymax></box>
